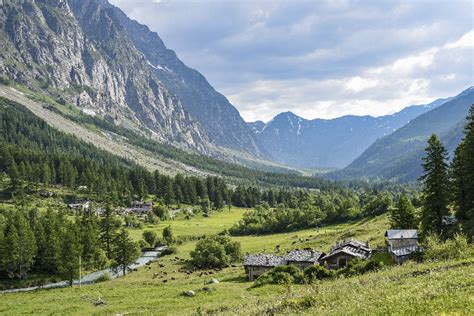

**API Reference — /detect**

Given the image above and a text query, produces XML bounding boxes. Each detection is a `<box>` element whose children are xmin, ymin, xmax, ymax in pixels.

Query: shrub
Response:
<box><xmin>424</xmin><ymin>234</ymin><xmax>473</xmax><ymax>261</ymax></box>
<box><xmin>161</xmin><ymin>246</ymin><xmax>178</xmax><ymax>256</ymax></box>
<box><xmin>254</xmin><ymin>265</ymin><xmax>304</xmax><ymax>287</ymax></box>
<box><xmin>304</xmin><ymin>265</ymin><xmax>335</xmax><ymax>282</ymax></box>
<box><xmin>153</xmin><ymin>204</ymin><xmax>170</xmax><ymax>220</ymax></box>
<box><xmin>339</xmin><ymin>258</ymin><xmax>384</xmax><ymax>277</ymax></box>
<box><xmin>190</xmin><ymin>235</ymin><xmax>241</xmax><ymax>269</ymax></box>
<box><xmin>163</xmin><ymin>226</ymin><xmax>174</xmax><ymax>245</ymax></box>
<box><xmin>142</xmin><ymin>230</ymin><xmax>158</xmax><ymax>247</ymax></box>
<box><xmin>94</xmin><ymin>272</ymin><xmax>111</xmax><ymax>283</ymax></box>
<box><xmin>138</xmin><ymin>239</ymin><xmax>150</xmax><ymax>251</ymax></box>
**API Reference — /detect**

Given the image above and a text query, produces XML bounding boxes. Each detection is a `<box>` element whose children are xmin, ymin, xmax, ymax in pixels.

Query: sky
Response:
<box><xmin>109</xmin><ymin>0</ymin><xmax>474</xmax><ymax>122</ymax></box>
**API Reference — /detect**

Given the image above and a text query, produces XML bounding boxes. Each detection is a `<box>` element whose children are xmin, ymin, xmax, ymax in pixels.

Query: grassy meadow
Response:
<box><xmin>1</xmin><ymin>206</ymin><xmax>473</xmax><ymax>315</ymax></box>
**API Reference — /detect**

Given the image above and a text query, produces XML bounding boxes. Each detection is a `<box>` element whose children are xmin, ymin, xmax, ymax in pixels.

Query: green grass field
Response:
<box><xmin>1</xmin><ymin>207</ymin><xmax>473</xmax><ymax>315</ymax></box>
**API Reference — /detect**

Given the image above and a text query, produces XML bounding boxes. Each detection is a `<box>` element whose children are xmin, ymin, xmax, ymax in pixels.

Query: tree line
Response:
<box><xmin>0</xmin><ymin>207</ymin><xmax>139</xmax><ymax>283</ymax></box>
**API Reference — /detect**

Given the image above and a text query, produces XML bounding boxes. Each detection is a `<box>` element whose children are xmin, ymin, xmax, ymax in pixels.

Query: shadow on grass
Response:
<box><xmin>221</xmin><ymin>275</ymin><xmax>248</xmax><ymax>283</ymax></box>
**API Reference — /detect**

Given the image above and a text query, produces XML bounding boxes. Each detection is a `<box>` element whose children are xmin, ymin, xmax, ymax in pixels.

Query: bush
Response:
<box><xmin>153</xmin><ymin>204</ymin><xmax>170</xmax><ymax>220</ymax></box>
<box><xmin>142</xmin><ymin>230</ymin><xmax>158</xmax><ymax>247</ymax></box>
<box><xmin>424</xmin><ymin>234</ymin><xmax>473</xmax><ymax>261</ymax></box>
<box><xmin>138</xmin><ymin>239</ymin><xmax>150</xmax><ymax>251</ymax></box>
<box><xmin>339</xmin><ymin>258</ymin><xmax>384</xmax><ymax>277</ymax></box>
<box><xmin>163</xmin><ymin>226</ymin><xmax>174</xmax><ymax>245</ymax></box>
<box><xmin>94</xmin><ymin>272</ymin><xmax>111</xmax><ymax>283</ymax></box>
<box><xmin>161</xmin><ymin>246</ymin><xmax>178</xmax><ymax>256</ymax></box>
<box><xmin>190</xmin><ymin>235</ymin><xmax>241</xmax><ymax>269</ymax></box>
<box><xmin>254</xmin><ymin>265</ymin><xmax>304</xmax><ymax>287</ymax></box>
<box><xmin>304</xmin><ymin>265</ymin><xmax>335</xmax><ymax>282</ymax></box>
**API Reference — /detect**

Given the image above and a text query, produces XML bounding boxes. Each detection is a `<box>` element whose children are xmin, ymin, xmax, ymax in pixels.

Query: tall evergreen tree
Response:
<box><xmin>42</xmin><ymin>209</ymin><xmax>61</xmax><ymax>273</ymax></box>
<box><xmin>33</xmin><ymin>219</ymin><xmax>47</xmax><ymax>272</ymax></box>
<box><xmin>390</xmin><ymin>195</ymin><xmax>417</xmax><ymax>229</ymax></box>
<box><xmin>80</xmin><ymin>215</ymin><xmax>106</xmax><ymax>270</ymax></box>
<box><xmin>452</xmin><ymin>105</ymin><xmax>474</xmax><ymax>239</ymax></box>
<box><xmin>100</xmin><ymin>206</ymin><xmax>121</xmax><ymax>258</ymax></box>
<box><xmin>9</xmin><ymin>161</ymin><xmax>20</xmax><ymax>192</ymax></box>
<box><xmin>419</xmin><ymin>134</ymin><xmax>450</xmax><ymax>237</ymax></box>
<box><xmin>111</xmin><ymin>229</ymin><xmax>140</xmax><ymax>276</ymax></box>
<box><xmin>58</xmin><ymin>221</ymin><xmax>82</xmax><ymax>286</ymax></box>
<box><xmin>1</xmin><ymin>211</ymin><xmax>36</xmax><ymax>279</ymax></box>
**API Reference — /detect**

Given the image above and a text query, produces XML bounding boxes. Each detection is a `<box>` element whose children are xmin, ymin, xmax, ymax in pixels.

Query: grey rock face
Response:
<box><xmin>0</xmin><ymin>0</ymin><xmax>212</xmax><ymax>153</ymax></box>
<box><xmin>105</xmin><ymin>3</ymin><xmax>262</xmax><ymax>155</ymax></box>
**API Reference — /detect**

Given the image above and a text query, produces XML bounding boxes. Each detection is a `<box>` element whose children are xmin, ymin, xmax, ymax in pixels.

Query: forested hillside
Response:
<box><xmin>333</xmin><ymin>87</ymin><xmax>474</xmax><ymax>181</ymax></box>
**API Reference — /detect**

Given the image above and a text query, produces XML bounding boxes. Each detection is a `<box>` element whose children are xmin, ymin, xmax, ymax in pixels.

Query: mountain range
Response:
<box><xmin>248</xmin><ymin>97</ymin><xmax>451</xmax><ymax>169</ymax></box>
<box><xmin>333</xmin><ymin>87</ymin><xmax>474</xmax><ymax>181</ymax></box>
<box><xmin>0</xmin><ymin>0</ymin><xmax>260</xmax><ymax>156</ymax></box>
<box><xmin>0</xmin><ymin>0</ymin><xmax>472</xmax><ymax>183</ymax></box>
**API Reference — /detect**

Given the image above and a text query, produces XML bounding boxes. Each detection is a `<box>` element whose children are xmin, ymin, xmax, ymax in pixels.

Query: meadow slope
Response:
<box><xmin>1</xmin><ymin>209</ymin><xmax>473</xmax><ymax>315</ymax></box>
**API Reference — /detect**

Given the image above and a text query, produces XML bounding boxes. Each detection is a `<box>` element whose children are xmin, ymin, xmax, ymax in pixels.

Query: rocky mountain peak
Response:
<box><xmin>0</xmin><ymin>0</ymin><xmax>213</xmax><ymax>153</ymax></box>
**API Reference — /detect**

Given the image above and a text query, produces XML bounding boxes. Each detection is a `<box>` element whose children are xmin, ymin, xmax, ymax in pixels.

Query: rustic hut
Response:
<box><xmin>322</xmin><ymin>239</ymin><xmax>371</xmax><ymax>269</ymax></box>
<box><xmin>243</xmin><ymin>254</ymin><xmax>286</xmax><ymax>281</ymax></box>
<box><xmin>385</xmin><ymin>229</ymin><xmax>422</xmax><ymax>264</ymax></box>
<box><xmin>285</xmin><ymin>249</ymin><xmax>325</xmax><ymax>270</ymax></box>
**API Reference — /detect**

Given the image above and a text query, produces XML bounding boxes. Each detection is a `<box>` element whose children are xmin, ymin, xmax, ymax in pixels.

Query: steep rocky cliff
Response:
<box><xmin>104</xmin><ymin>2</ymin><xmax>262</xmax><ymax>155</ymax></box>
<box><xmin>0</xmin><ymin>0</ymin><xmax>211</xmax><ymax>153</ymax></box>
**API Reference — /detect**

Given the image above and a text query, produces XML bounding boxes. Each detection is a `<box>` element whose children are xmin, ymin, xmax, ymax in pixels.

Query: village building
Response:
<box><xmin>126</xmin><ymin>201</ymin><xmax>153</xmax><ymax>215</ymax></box>
<box><xmin>285</xmin><ymin>249</ymin><xmax>325</xmax><ymax>270</ymax></box>
<box><xmin>385</xmin><ymin>229</ymin><xmax>422</xmax><ymax>264</ymax></box>
<box><xmin>322</xmin><ymin>239</ymin><xmax>372</xmax><ymax>269</ymax></box>
<box><xmin>442</xmin><ymin>215</ymin><xmax>458</xmax><ymax>226</ymax></box>
<box><xmin>40</xmin><ymin>191</ymin><xmax>54</xmax><ymax>198</ymax></box>
<box><xmin>243</xmin><ymin>254</ymin><xmax>286</xmax><ymax>281</ymax></box>
<box><xmin>67</xmin><ymin>198</ymin><xmax>90</xmax><ymax>212</ymax></box>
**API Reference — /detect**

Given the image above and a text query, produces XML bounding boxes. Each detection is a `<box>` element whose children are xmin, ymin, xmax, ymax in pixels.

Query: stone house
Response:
<box><xmin>126</xmin><ymin>201</ymin><xmax>153</xmax><ymax>215</ymax></box>
<box><xmin>322</xmin><ymin>239</ymin><xmax>372</xmax><ymax>269</ymax></box>
<box><xmin>243</xmin><ymin>254</ymin><xmax>286</xmax><ymax>281</ymax></box>
<box><xmin>385</xmin><ymin>229</ymin><xmax>422</xmax><ymax>264</ymax></box>
<box><xmin>285</xmin><ymin>249</ymin><xmax>325</xmax><ymax>270</ymax></box>
<box><xmin>67</xmin><ymin>198</ymin><xmax>90</xmax><ymax>212</ymax></box>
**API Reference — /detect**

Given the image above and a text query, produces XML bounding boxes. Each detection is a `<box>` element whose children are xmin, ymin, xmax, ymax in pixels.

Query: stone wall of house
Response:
<box><xmin>245</xmin><ymin>266</ymin><xmax>273</xmax><ymax>281</ymax></box>
<box><xmin>325</xmin><ymin>254</ymin><xmax>356</xmax><ymax>269</ymax></box>
<box><xmin>389</xmin><ymin>238</ymin><xmax>418</xmax><ymax>249</ymax></box>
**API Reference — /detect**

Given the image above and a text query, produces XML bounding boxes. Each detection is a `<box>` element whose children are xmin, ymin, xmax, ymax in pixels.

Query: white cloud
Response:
<box><xmin>110</xmin><ymin>0</ymin><xmax>473</xmax><ymax>122</ymax></box>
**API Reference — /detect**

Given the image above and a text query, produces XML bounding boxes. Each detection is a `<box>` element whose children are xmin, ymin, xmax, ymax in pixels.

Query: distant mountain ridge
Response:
<box><xmin>249</xmin><ymin>97</ymin><xmax>451</xmax><ymax>169</ymax></box>
<box><xmin>332</xmin><ymin>87</ymin><xmax>474</xmax><ymax>181</ymax></box>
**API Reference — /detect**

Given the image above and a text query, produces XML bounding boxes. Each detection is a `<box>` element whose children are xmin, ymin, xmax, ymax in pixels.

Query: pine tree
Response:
<box><xmin>419</xmin><ymin>134</ymin><xmax>450</xmax><ymax>237</ymax></box>
<box><xmin>9</xmin><ymin>160</ymin><xmax>20</xmax><ymax>192</ymax></box>
<box><xmin>111</xmin><ymin>229</ymin><xmax>140</xmax><ymax>276</ymax></box>
<box><xmin>452</xmin><ymin>105</ymin><xmax>474</xmax><ymax>239</ymax></box>
<box><xmin>100</xmin><ymin>206</ymin><xmax>120</xmax><ymax>258</ymax></box>
<box><xmin>1</xmin><ymin>218</ymin><xmax>19</xmax><ymax>278</ymax></box>
<box><xmin>390</xmin><ymin>195</ymin><xmax>417</xmax><ymax>229</ymax></box>
<box><xmin>1</xmin><ymin>211</ymin><xmax>37</xmax><ymax>279</ymax></box>
<box><xmin>80</xmin><ymin>215</ymin><xmax>105</xmax><ymax>270</ymax></box>
<box><xmin>41</xmin><ymin>162</ymin><xmax>51</xmax><ymax>186</ymax></box>
<box><xmin>42</xmin><ymin>209</ymin><xmax>61</xmax><ymax>273</ymax></box>
<box><xmin>58</xmin><ymin>221</ymin><xmax>82</xmax><ymax>286</ymax></box>
<box><xmin>33</xmin><ymin>220</ymin><xmax>47</xmax><ymax>272</ymax></box>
